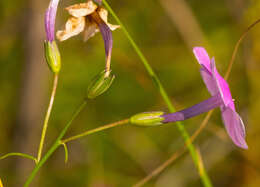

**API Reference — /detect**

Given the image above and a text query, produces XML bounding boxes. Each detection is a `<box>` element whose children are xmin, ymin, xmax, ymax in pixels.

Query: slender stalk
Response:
<box><xmin>224</xmin><ymin>18</ymin><xmax>260</xmax><ymax>80</ymax></box>
<box><xmin>102</xmin><ymin>1</ymin><xmax>211</xmax><ymax>186</ymax></box>
<box><xmin>0</xmin><ymin>152</ymin><xmax>37</xmax><ymax>163</ymax></box>
<box><xmin>62</xmin><ymin>119</ymin><xmax>129</xmax><ymax>144</ymax></box>
<box><xmin>24</xmin><ymin>100</ymin><xmax>87</xmax><ymax>187</ymax></box>
<box><xmin>36</xmin><ymin>74</ymin><xmax>59</xmax><ymax>162</ymax></box>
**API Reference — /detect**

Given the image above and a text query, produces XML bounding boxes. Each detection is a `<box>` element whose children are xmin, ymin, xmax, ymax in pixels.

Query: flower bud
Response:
<box><xmin>130</xmin><ymin>111</ymin><xmax>165</xmax><ymax>126</ymax></box>
<box><xmin>87</xmin><ymin>70</ymin><xmax>115</xmax><ymax>99</ymax></box>
<box><xmin>44</xmin><ymin>41</ymin><xmax>61</xmax><ymax>73</ymax></box>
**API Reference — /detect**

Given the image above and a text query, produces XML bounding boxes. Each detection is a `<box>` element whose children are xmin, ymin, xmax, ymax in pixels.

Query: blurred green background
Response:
<box><xmin>0</xmin><ymin>0</ymin><xmax>260</xmax><ymax>186</ymax></box>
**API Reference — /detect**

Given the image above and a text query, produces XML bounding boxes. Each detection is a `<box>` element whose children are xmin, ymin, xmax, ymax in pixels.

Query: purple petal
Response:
<box><xmin>193</xmin><ymin>47</ymin><xmax>211</xmax><ymax>72</ymax></box>
<box><xmin>45</xmin><ymin>0</ymin><xmax>60</xmax><ymax>41</ymax></box>
<box><xmin>200</xmin><ymin>66</ymin><xmax>219</xmax><ymax>96</ymax></box>
<box><xmin>210</xmin><ymin>58</ymin><xmax>235</xmax><ymax>110</ymax></box>
<box><xmin>193</xmin><ymin>47</ymin><xmax>235</xmax><ymax>110</ymax></box>
<box><xmin>221</xmin><ymin>106</ymin><xmax>248</xmax><ymax>149</ymax></box>
<box><xmin>194</xmin><ymin>47</ymin><xmax>219</xmax><ymax>95</ymax></box>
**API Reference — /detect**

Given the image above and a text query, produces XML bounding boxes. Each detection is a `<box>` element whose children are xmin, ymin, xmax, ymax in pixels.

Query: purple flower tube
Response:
<box><xmin>45</xmin><ymin>0</ymin><xmax>60</xmax><ymax>42</ymax></box>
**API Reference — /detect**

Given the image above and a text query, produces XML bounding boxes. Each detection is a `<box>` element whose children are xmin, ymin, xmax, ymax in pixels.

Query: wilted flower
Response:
<box><xmin>56</xmin><ymin>0</ymin><xmax>119</xmax><ymax>76</ymax></box>
<box><xmin>160</xmin><ymin>47</ymin><xmax>247</xmax><ymax>149</ymax></box>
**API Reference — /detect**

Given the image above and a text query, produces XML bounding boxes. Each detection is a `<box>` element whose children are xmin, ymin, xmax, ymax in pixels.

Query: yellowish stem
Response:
<box><xmin>37</xmin><ymin>74</ymin><xmax>59</xmax><ymax>162</ymax></box>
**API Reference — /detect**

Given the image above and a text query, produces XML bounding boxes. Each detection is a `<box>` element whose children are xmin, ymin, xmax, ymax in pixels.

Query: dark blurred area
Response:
<box><xmin>0</xmin><ymin>0</ymin><xmax>260</xmax><ymax>186</ymax></box>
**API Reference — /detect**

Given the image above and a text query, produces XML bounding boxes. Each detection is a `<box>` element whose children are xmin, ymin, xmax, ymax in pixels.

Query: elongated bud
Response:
<box><xmin>44</xmin><ymin>41</ymin><xmax>61</xmax><ymax>73</ymax></box>
<box><xmin>87</xmin><ymin>70</ymin><xmax>115</xmax><ymax>99</ymax></box>
<box><xmin>130</xmin><ymin>111</ymin><xmax>165</xmax><ymax>126</ymax></box>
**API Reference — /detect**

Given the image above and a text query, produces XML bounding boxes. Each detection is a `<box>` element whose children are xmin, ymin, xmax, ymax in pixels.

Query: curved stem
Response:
<box><xmin>224</xmin><ymin>18</ymin><xmax>260</xmax><ymax>80</ymax></box>
<box><xmin>62</xmin><ymin>119</ymin><xmax>129</xmax><ymax>144</ymax></box>
<box><xmin>0</xmin><ymin>152</ymin><xmax>37</xmax><ymax>163</ymax></box>
<box><xmin>61</xmin><ymin>142</ymin><xmax>69</xmax><ymax>163</ymax></box>
<box><xmin>37</xmin><ymin>74</ymin><xmax>59</xmax><ymax>162</ymax></box>
<box><xmin>25</xmin><ymin>100</ymin><xmax>87</xmax><ymax>187</ymax></box>
<box><xmin>102</xmin><ymin>1</ymin><xmax>211</xmax><ymax>186</ymax></box>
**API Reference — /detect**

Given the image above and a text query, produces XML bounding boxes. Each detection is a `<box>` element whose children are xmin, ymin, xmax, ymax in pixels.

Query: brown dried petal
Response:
<box><xmin>56</xmin><ymin>17</ymin><xmax>85</xmax><ymax>41</ymax></box>
<box><xmin>83</xmin><ymin>18</ymin><xmax>99</xmax><ymax>42</ymax></box>
<box><xmin>98</xmin><ymin>8</ymin><xmax>120</xmax><ymax>31</ymax></box>
<box><xmin>66</xmin><ymin>1</ymin><xmax>97</xmax><ymax>17</ymax></box>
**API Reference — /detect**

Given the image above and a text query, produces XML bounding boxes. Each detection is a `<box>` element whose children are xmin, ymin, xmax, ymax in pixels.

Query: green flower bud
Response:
<box><xmin>130</xmin><ymin>111</ymin><xmax>165</xmax><ymax>126</ymax></box>
<box><xmin>87</xmin><ymin>70</ymin><xmax>115</xmax><ymax>99</ymax></box>
<box><xmin>44</xmin><ymin>41</ymin><xmax>61</xmax><ymax>73</ymax></box>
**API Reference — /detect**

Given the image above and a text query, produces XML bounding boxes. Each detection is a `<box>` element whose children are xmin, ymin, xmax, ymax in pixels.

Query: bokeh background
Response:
<box><xmin>0</xmin><ymin>0</ymin><xmax>260</xmax><ymax>186</ymax></box>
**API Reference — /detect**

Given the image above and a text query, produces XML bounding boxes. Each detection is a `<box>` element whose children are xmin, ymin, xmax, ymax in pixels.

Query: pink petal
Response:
<box><xmin>200</xmin><ymin>66</ymin><xmax>219</xmax><ymax>96</ymax></box>
<box><xmin>221</xmin><ymin>106</ymin><xmax>248</xmax><ymax>149</ymax></box>
<box><xmin>210</xmin><ymin>58</ymin><xmax>235</xmax><ymax>110</ymax></box>
<box><xmin>193</xmin><ymin>47</ymin><xmax>211</xmax><ymax>72</ymax></box>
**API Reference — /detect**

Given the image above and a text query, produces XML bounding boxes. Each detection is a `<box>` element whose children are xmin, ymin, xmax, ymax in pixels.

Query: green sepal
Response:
<box><xmin>130</xmin><ymin>111</ymin><xmax>165</xmax><ymax>126</ymax></box>
<box><xmin>87</xmin><ymin>70</ymin><xmax>115</xmax><ymax>99</ymax></box>
<box><xmin>44</xmin><ymin>41</ymin><xmax>61</xmax><ymax>73</ymax></box>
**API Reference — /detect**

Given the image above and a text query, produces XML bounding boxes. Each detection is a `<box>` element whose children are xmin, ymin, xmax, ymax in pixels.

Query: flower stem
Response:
<box><xmin>36</xmin><ymin>74</ymin><xmax>59</xmax><ymax>162</ymax></box>
<box><xmin>224</xmin><ymin>18</ymin><xmax>260</xmax><ymax>80</ymax></box>
<box><xmin>0</xmin><ymin>152</ymin><xmax>37</xmax><ymax>163</ymax></box>
<box><xmin>62</xmin><ymin>119</ymin><xmax>129</xmax><ymax>144</ymax></box>
<box><xmin>24</xmin><ymin>100</ymin><xmax>87</xmax><ymax>187</ymax></box>
<box><xmin>102</xmin><ymin>1</ymin><xmax>212</xmax><ymax>186</ymax></box>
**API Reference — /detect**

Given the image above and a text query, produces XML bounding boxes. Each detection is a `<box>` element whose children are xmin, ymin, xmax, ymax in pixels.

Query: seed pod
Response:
<box><xmin>44</xmin><ymin>41</ymin><xmax>61</xmax><ymax>73</ymax></box>
<box><xmin>87</xmin><ymin>70</ymin><xmax>115</xmax><ymax>99</ymax></box>
<box><xmin>130</xmin><ymin>111</ymin><xmax>164</xmax><ymax>126</ymax></box>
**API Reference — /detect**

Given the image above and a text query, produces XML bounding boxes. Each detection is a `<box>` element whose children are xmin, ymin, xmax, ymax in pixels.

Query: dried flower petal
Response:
<box><xmin>98</xmin><ymin>8</ymin><xmax>120</xmax><ymax>31</ymax></box>
<box><xmin>83</xmin><ymin>18</ymin><xmax>99</xmax><ymax>42</ymax></box>
<box><xmin>56</xmin><ymin>17</ymin><xmax>85</xmax><ymax>41</ymax></box>
<box><xmin>66</xmin><ymin>1</ymin><xmax>97</xmax><ymax>18</ymax></box>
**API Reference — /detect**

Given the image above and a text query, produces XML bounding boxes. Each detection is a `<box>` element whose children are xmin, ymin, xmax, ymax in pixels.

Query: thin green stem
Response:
<box><xmin>0</xmin><ymin>152</ymin><xmax>37</xmax><ymax>163</ymax></box>
<box><xmin>61</xmin><ymin>142</ymin><xmax>69</xmax><ymax>163</ymax></box>
<box><xmin>62</xmin><ymin>119</ymin><xmax>129</xmax><ymax>144</ymax></box>
<box><xmin>37</xmin><ymin>74</ymin><xmax>59</xmax><ymax>162</ymax></box>
<box><xmin>102</xmin><ymin>1</ymin><xmax>211</xmax><ymax>186</ymax></box>
<box><xmin>24</xmin><ymin>100</ymin><xmax>87</xmax><ymax>187</ymax></box>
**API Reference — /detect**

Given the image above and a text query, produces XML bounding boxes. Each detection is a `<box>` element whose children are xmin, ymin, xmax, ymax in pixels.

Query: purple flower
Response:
<box><xmin>45</xmin><ymin>0</ymin><xmax>60</xmax><ymax>42</ymax></box>
<box><xmin>161</xmin><ymin>47</ymin><xmax>247</xmax><ymax>149</ymax></box>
